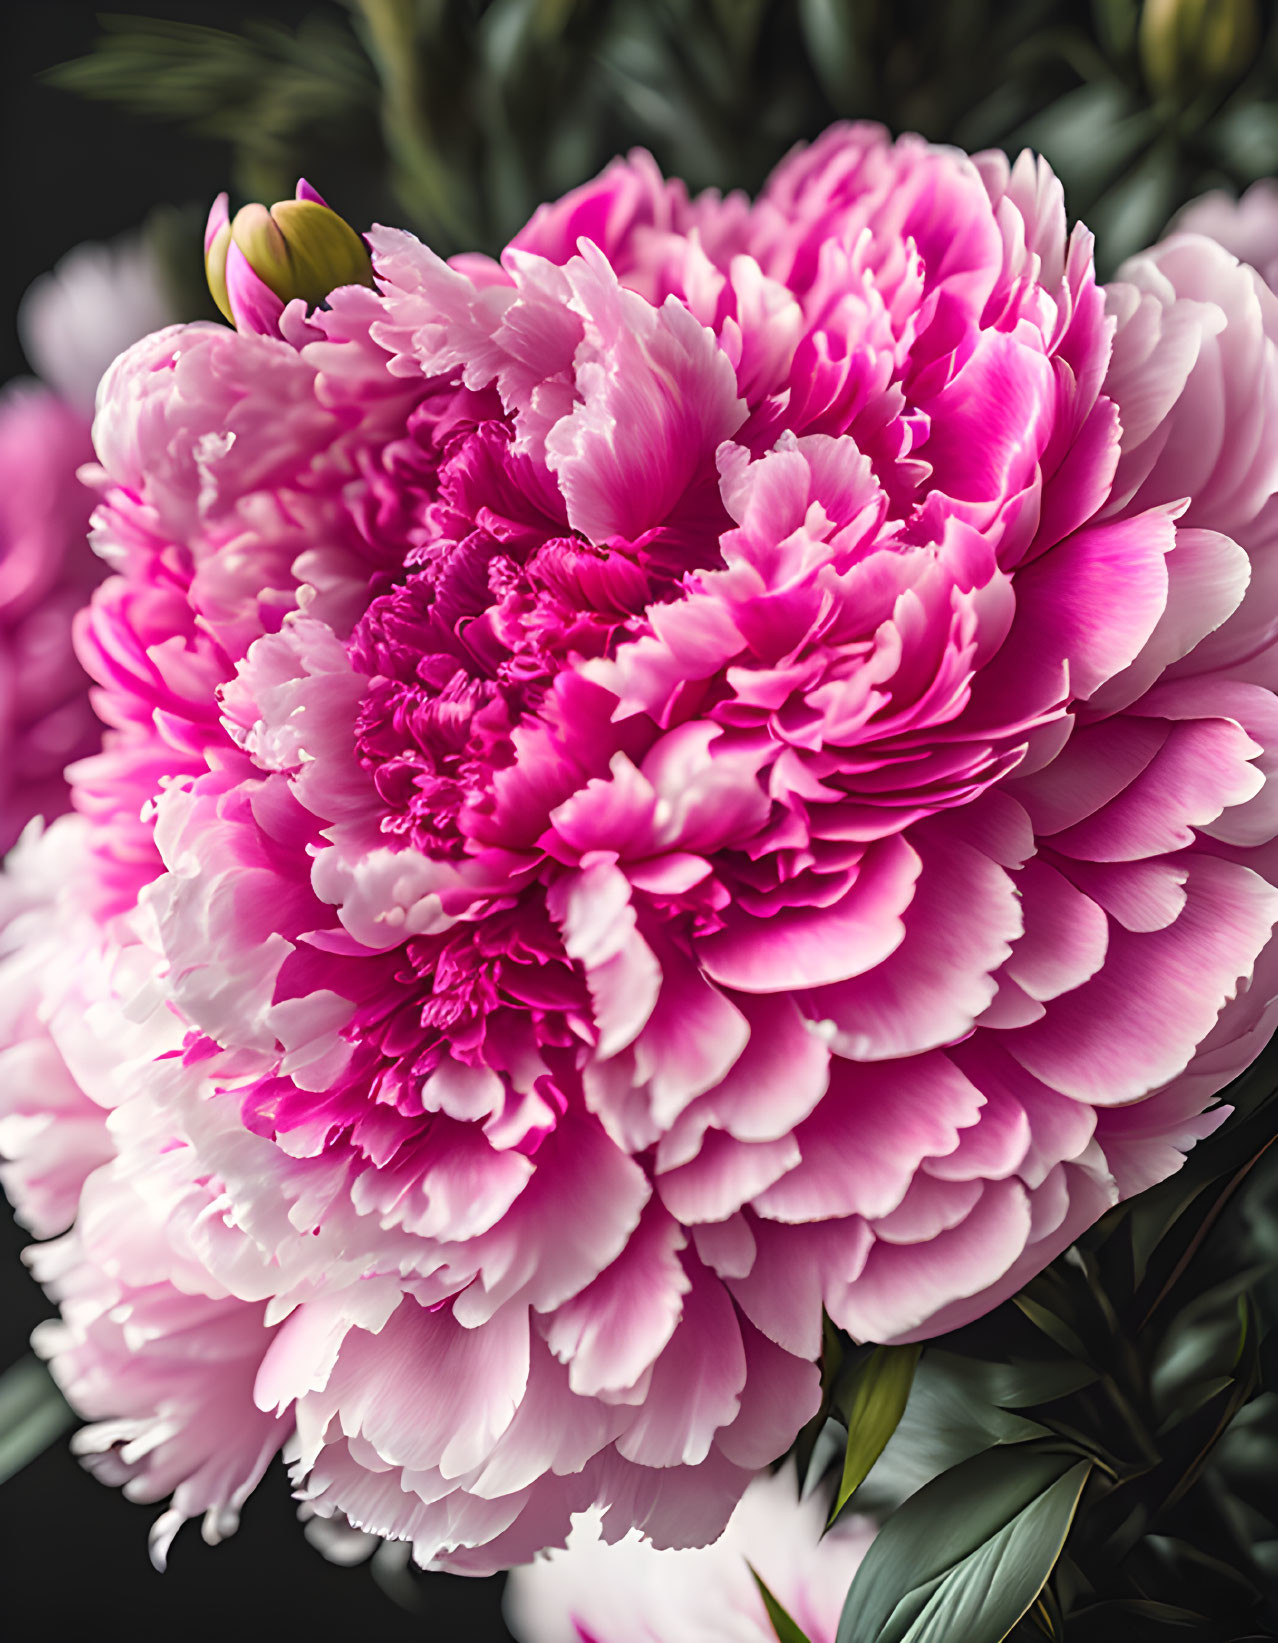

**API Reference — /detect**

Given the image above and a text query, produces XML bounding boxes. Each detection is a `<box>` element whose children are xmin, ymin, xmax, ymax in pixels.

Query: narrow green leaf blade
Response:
<box><xmin>0</xmin><ymin>1356</ymin><xmax>73</xmax><ymax>1486</ymax></box>
<box><xmin>831</xmin><ymin>1343</ymin><xmax>921</xmax><ymax>1522</ymax></box>
<box><xmin>836</xmin><ymin>1444</ymin><xmax>1088</xmax><ymax>1643</ymax></box>
<box><xmin>749</xmin><ymin>1563</ymin><xmax>816</xmax><ymax>1643</ymax></box>
<box><xmin>1012</xmin><ymin>1294</ymin><xmax>1092</xmax><ymax>1362</ymax></box>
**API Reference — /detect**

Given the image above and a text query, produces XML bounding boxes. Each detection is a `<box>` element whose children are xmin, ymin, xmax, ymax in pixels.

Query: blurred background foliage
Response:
<box><xmin>42</xmin><ymin>0</ymin><xmax>1278</xmax><ymax>275</ymax></box>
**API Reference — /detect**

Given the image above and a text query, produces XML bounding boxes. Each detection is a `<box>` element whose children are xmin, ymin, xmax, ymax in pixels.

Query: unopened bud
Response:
<box><xmin>204</xmin><ymin>179</ymin><xmax>374</xmax><ymax>336</ymax></box>
<box><xmin>1140</xmin><ymin>0</ymin><xmax>1259</xmax><ymax>103</ymax></box>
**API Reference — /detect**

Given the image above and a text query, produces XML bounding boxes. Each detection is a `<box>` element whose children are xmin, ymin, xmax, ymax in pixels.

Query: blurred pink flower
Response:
<box><xmin>1172</xmin><ymin>179</ymin><xmax>1278</xmax><ymax>291</ymax></box>
<box><xmin>503</xmin><ymin>1462</ymin><xmax>875</xmax><ymax>1643</ymax></box>
<box><xmin>0</xmin><ymin>384</ymin><xmax>98</xmax><ymax>855</ymax></box>
<box><xmin>5</xmin><ymin>125</ymin><xmax>1278</xmax><ymax>1573</ymax></box>
<box><xmin>1</xmin><ymin>232</ymin><xmax>176</xmax><ymax>855</ymax></box>
<box><xmin>19</xmin><ymin>234</ymin><xmax>176</xmax><ymax>415</ymax></box>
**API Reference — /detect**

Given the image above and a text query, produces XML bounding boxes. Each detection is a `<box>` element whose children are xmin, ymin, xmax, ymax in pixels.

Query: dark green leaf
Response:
<box><xmin>0</xmin><ymin>1356</ymin><xmax>73</xmax><ymax>1487</ymax></box>
<box><xmin>829</xmin><ymin>1343</ymin><xmax>921</xmax><ymax>1523</ymax></box>
<box><xmin>935</xmin><ymin>1352</ymin><xmax>1099</xmax><ymax>1411</ymax></box>
<box><xmin>837</xmin><ymin>1444</ymin><xmax>1091</xmax><ymax>1643</ymax></box>
<box><xmin>749</xmin><ymin>1564</ymin><xmax>815</xmax><ymax>1643</ymax></box>
<box><xmin>794</xmin><ymin>1317</ymin><xmax>858</xmax><ymax>1493</ymax></box>
<box><xmin>1070</xmin><ymin>1597</ymin><xmax>1216</xmax><ymax>1624</ymax></box>
<box><xmin>1126</xmin><ymin>1173</ymin><xmax>1208</xmax><ymax>1287</ymax></box>
<box><xmin>1150</xmin><ymin>1291</ymin><xmax>1252</xmax><ymax>1429</ymax></box>
<box><xmin>47</xmin><ymin>13</ymin><xmax>379</xmax><ymax>207</ymax></box>
<box><xmin>1012</xmin><ymin>1294</ymin><xmax>1092</xmax><ymax>1363</ymax></box>
<box><xmin>1154</xmin><ymin>1372</ymin><xmax>1235</xmax><ymax>1434</ymax></box>
<box><xmin>1138</xmin><ymin>1133</ymin><xmax>1278</xmax><ymax>1330</ymax></box>
<box><xmin>853</xmin><ymin>1352</ymin><xmax>1048</xmax><ymax>1514</ymax></box>
<box><xmin>796</xmin><ymin>0</ymin><xmax>866</xmax><ymax>111</ymax></box>
<box><xmin>1025</xmin><ymin>1582</ymin><xmax>1066</xmax><ymax>1639</ymax></box>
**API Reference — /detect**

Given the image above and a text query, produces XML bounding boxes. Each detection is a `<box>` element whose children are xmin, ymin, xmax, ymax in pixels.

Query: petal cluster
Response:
<box><xmin>5</xmin><ymin>126</ymin><xmax>1278</xmax><ymax>1572</ymax></box>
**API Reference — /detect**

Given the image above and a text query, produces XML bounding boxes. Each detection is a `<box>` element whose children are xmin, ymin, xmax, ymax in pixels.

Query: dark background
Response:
<box><xmin>0</xmin><ymin>4</ymin><xmax>510</xmax><ymax>1635</ymax></box>
<box><xmin>2</xmin><ymin>0</ymin><xmax>258</xmax><ymax>383</ymax></box>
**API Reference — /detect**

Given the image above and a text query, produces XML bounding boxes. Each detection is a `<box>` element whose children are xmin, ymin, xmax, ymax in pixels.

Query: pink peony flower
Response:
<box><xmin>1</xmin><ymin>232</ymin><xmax>177</xmax><ymax>855</ymax></box>
<box><xmin>19</xmin><ymin>232</ymin><xmax>178</xmax><ymax>416</ymax></box>
<box><xmin>0</xmin><ymin>385</ymin><xmax>99</xmax><ymax>854</ymax></box>
<box><xmin>502</xmin><ymin>1461</ymin><xmax>875</xmax><ymax>1643</ymax></box>
<box><xmin>1172</xmin><ymin>179</ymin><xmax>1278</xmax><ymax>292</ymax></box>
<box><xmin>5</xmin><ymin>123</ymin><xmax>1278</xmax><ymax>1572</ymax></box>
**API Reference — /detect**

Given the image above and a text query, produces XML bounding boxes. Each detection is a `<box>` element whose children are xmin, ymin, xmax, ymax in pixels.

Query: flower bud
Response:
<box><xmin>204</xmin><ymin>179</ymin><xmax>374</xmax><ymax>337</ymax></box>
<box><xmin>1139</xmin><ymin>0</ymin><xmax>1259</xmax><ymax>103</ymax></box>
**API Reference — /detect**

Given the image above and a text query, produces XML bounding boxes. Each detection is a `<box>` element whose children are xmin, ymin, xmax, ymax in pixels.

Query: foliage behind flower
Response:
<box><xmin>49</xmin><ymin>1</ymin><xmax>1278</xmax><ymax>274</ymax></box>
<box><xmin>3</xmin><ymin>122</ymin><xmax>1278</xmax><ymax>1576</ymax></box>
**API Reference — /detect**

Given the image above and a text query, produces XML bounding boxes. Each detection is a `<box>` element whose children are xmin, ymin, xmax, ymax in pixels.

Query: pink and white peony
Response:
<box><xmin>503</xmin><ymin>1461</ymin><xmax>875</xmax><ymax>1643</ymax></box>
<box><xmin>5</xmin><ymin>123</ymin><xmax>1278</xmax><ymax>1572</ymax></box>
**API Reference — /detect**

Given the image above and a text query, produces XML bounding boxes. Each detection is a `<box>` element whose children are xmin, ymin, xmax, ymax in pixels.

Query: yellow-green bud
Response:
<box><xmin>204</xmin><ymin>180</ymin><xmax>374</xmax><ymax>334</ymax></box>
<box><xmin>1139</xmin><ymin>0</ymin><xmax>1259</xmax><ymax>103</ymax></box>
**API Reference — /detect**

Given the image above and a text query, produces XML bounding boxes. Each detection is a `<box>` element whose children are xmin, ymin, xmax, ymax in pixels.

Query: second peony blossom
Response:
<box><xmin>503</xmin><ymin>1461</ymin><xmax>874</xmax><ymax>1643</ymax></box>
<box><xmin>0</xmin><ymin>231</ymin><xmax>176</xmax><ymax>854</ymax></box>
<box><xmin>5</xmin><ymin>124</ymin><xmax>1278</xmax><ymax>1572</ymax></box>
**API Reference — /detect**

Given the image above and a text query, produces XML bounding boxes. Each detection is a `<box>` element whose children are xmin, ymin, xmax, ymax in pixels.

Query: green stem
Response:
<box><xmin>347</xmin><ymin>0</ymin><xmax>468</xmax><ymax>240</ymax></box>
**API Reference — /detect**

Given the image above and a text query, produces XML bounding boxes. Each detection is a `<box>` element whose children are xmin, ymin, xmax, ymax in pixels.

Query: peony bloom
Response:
<box><xmin>1173</xmin><ymin>178</ymin><xmax>1278</xmax><ymax>292</ymax></box>
<box><xmin>1</xmin><ymin>232</ymin><xmax>176</xmax><ymax>854</ymax></box>
<box><xmin>0</xmin><ymin>386</ymin><xmax>98</xmax><ymax>854</ymax></box>
<box><xmin>4</xmin><ymin>123</ymin><xmax>1278</xmax><ymax>1572</ymax></box>
<box><xmin>503</xmin><ymin>1462</ymin><xmax>875</xmax><ymax>1643</ymax></box>
<box><xmin>19</xmin><ymin>232</ymin><xmax>178</xmax><ymax>416</ymax></box>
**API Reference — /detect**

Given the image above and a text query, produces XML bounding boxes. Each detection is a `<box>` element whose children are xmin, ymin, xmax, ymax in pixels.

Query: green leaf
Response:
<box><xmin>1137</xmin><ymin>1131</ymin><xmax>1278</xmax><ymax>1329</ymax></box>
<box><xmin>0</xmin><ymin>1356</ymin><xmax>73</xmax><ymax>1487</ymax></box>
<box><xmin>1011</xmin><ymin>1293</ymin><xmax>1092</xmax><ymax>1363</ymax></box>
<box><xmin>928</xmin><ymin>1352</ymin><xmax>1099</xmax><ymax>1412</ymax></box>
<box><xmin>1154</xmin><ymin>1372</ymin><xmax>1235</xmax><ymax>1434</ymax></box>
<box><xmin>1069</xmin><ymin>1598</ymin><xmax>1216</xmax><ymax>1625</ymax></box>
<box><xmin>47</xmin><ymin>13</ymin><xmax>378</xmax><ymax>207</ymax></box>
<box><xmin>829</xmin><ymin>1343</ymin><xmax>921</xmax><ymax>1523</ymax></box>
<box><xmin>836</xmin><ymin>1444</ymin><xmax>1091</xmax><ymax>1643</ymax></box>
<box><xmin>851</xmin><ymin>1352</ymin><xmax>1049</xmax><ymax>1515</ymax></box>
<box><xmin>1087</xmin><ymin>139</ymin><xmax>1180</xmax><ymax>274</ymax></box>
<box><xmin>796</xmin><ymin>0</ymin><xmax>867</xmax><ymax>112</ymax></box>
<box><xmin>1126</xmin><ymin>1172</ymin><xmax>1207</xmax><ymax>1286</ymax></box>
<box><xmin>794</xmin><ymin>1315</ymin><xmax>857</xmax><ymax>1492</ymax></box>
<box><xmin>749</xmin><ymin>1564</ymin><xmax>815</xmax><ymax>1643</ymax></box>
<box><xmin>1025</xmin><ymin>1581</ymin><xmax>1066</xmax><ymax>1639</ymax></box>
